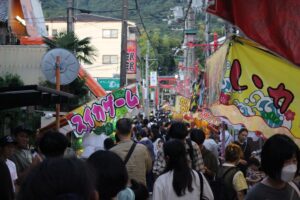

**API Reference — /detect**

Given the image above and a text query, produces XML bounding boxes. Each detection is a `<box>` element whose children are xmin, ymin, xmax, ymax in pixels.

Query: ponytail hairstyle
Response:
<box><xmin>164</xmin><ymin>139</ymin><xmax>193</xmax><ymax>196</ymax></box>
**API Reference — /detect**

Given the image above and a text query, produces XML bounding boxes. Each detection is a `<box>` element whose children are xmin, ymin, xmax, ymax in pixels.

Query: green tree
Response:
<box><xmin>138</xmin><ymin>29</ymin><xmax>181</xmax><ymax>77</ymax></box>
<box><xmin>0</xmin><ymin>73</ymin><xmax>24</xmax><ymax>87</ymax></box>
<box><xmin>42</xmin><ymin>31</ymin><xmax>97</xmax><ymax>110</ymax></box>
<box><xmin>43</xmin><ymin>31</ymin><xmax>96</xmax><ymax>64</ymax></box>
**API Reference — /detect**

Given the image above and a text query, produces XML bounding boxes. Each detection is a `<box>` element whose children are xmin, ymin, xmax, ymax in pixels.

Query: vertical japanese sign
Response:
<box><xmin>66</xmin><ymin>88</ymin><xmax>139</xmax><ymax>137</ymax></box>
<box><xmin>150</xmin><ymin>71</ymin><xmax>157</xmax><ymax>87</ymax></box>
<box><xmin>126</xmin><ymin>40</ymin><xmax>137</xmax><ymax>74</ymax></box>
<box><xmin>210</xmin><ymin>37</ymin><xmax>300</xmax><ymax>143</ymax></box>
<box><xmin>175</xmin><ymin>95</ymin><xmax>191</xmax><ymax>113</ymax></box>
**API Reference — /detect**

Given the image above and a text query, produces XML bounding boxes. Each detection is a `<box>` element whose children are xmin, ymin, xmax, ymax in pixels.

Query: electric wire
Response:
<box><xmin>134</xmin><ymin>0</ymin><xmax>159</xmax><ymax>64</ymax></box>
<box><xmin>181</xmin><ymin>0</ymin><xmax>193</xmax><ymax>43</ymax></box>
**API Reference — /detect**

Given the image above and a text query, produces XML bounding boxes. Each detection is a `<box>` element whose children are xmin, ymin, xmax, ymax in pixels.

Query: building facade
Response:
<box><xmin>45</xmin><ymin>13</ymin><xmax>137</xmax><ymax>81</ymax></box>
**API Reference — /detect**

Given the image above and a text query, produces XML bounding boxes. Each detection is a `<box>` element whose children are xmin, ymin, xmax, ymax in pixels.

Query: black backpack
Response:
<box><xmin>209</xmin><ymin>167</ymin><xmax>239</xmax><ymax>200</ymax></box>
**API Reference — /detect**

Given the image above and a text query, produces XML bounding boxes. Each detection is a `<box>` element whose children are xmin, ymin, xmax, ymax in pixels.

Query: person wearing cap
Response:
<box><xmin>0</xmin><ymin>135</ymin><xmax>18</xmax><ymax>193</ymax></box>
<box><xmin>10</xmin><ymin>126</ymin><xmax>41</xmax><ymax>185</ymax></box>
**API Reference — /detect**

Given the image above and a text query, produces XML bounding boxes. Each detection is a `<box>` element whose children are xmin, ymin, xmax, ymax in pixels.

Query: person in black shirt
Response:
<box><xmin>234</xmin><ymin>128</ymin><xmax>254</xmax><ymax>175</ymax></box>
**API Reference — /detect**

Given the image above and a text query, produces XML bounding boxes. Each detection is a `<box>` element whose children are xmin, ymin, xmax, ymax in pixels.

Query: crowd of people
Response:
<box><xmin>0</xmin><ymin>115</ymin><xmax>300</xmax><ymax>200</ymax></box>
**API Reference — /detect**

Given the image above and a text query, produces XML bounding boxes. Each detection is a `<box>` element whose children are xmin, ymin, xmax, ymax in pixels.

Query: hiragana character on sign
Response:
<box><xmin>252</xmin><ymin>74</ymin><xmax>264</xmax><ymax>89</ymax></box>
<box><xmin>230</xmin><ymin>59</ymin><xmax>248</xmax><ymax>91</ymax></box>
<box><xmin>267</xmin><ymin>83</ymin><xmax>294</xmax><ymax>114</ymax></box>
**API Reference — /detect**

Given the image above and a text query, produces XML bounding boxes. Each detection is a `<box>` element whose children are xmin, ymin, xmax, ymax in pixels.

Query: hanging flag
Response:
<box><xmin>207</xmin><ymin>0</ymin><xmax>300</xmax><ymax>66</ymax></box>
<box><xmin>66</xmin><ymin>87</ymin><xmax>140</xmax><ymax>137</ymax></box>
<box><xmin>209</xmin><ymin>37</ymin><xmax>300</xmax><ymax>145</ymax></box>
<box><xmin>206</xmin><ymin>41</ymin><xmax>229</xmax><ymax>105</ymax></box>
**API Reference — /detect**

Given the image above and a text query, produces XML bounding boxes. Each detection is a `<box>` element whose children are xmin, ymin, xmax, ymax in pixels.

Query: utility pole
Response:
<box><xmin>120</xmin><ymin>0</ymin><xmax>128</xmax><ymax>87</ymax></box>
<box><xmin>145</xmin><ymin>40</ymin><xmax>150</xmax><ymax>119</ymax></box>
<box><xmin>204</xmin><ymin>0</ymin><xmax>211</xmax><ymax>58</ymax></box>
<box><xmin>67</xmin><ymin>0</ymin><xmax>74</xmax><ymax>33</ymax></box>
<box><xmin>183</xmin><ymin>0</ymin><xmax>196</xmax><ymax>97</ymax></box>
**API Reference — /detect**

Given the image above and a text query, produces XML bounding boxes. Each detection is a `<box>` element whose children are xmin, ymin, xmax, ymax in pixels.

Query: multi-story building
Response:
<box><xmin>45</xmin><ymin>13</ymin><xmax>138</xmax><ymax>83</ymax></box>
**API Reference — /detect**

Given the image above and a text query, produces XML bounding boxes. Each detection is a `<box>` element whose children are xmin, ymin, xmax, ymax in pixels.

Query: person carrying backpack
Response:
<box><xmin>153</xmin><ymin>122</ymin><xmax>205</xmax><ymax>178</ymax></box>
<box><xmin>212</xmin><ymin>143</ymin><xmax>248</xmax><ymax>200</ymax></box>
<box><xmin>153</xmin><ymin>139</ymin><xmax>214</xmax><ymax>200</ymax></box>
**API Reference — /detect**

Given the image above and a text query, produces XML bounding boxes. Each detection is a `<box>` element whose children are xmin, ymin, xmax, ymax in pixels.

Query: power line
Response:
<box><xmin>183</xmin><ymin>0</ymin><xmax>193</xmax><ymax>23</ymax></box>
<box><xmin>71</xmin><ymin>7</ymin><xmax>136</xmax><ymax>14</ymax></box>
<box><xmin>181</xmin><ymin>0</ymin><xmax>193</xmax><ymax>43</ymax></box>
<box><xmin>134</xmin><ymin>0</ymin><xmax>159</xmax><ymax>64</ymax></box>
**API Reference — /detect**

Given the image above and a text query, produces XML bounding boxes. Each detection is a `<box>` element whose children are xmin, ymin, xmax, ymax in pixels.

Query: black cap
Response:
<box><xmin>0</xmin><ymin>135</ymin><xmax>17</xmax><ymax>147</ymax></box>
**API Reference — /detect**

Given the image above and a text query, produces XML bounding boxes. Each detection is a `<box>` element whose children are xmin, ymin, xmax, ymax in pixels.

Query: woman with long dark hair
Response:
<box><xmin>153</xmin><ymin>139</ymin><xmax>214</xmax><ymax>200</ymax></box>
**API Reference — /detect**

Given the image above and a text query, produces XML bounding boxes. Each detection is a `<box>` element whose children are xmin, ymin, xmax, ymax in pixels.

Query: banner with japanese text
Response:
<box><xmin>126</xmin><ymin>40</ymin><xmax>137</xmax><ymax>74</ymax></box>
<box><xmin>211</xmin><ymin>37</ymin><xmax>300</xmax><ymax>145</ymax></box>
<box><xmin>66</xmin><ymin>87</ymin><xmax>139</xmax><ymax>137</ymax></box>
<box><xmin>175</xmin><ymin>95</ymin><xmax>191</xmax><ymax>114</ymax></box>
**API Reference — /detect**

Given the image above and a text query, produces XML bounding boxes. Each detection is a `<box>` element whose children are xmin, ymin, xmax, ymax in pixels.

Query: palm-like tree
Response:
<box><xmin>43</xmin><ymin>31</ymin><xmax>97</xmax><ymax>64</ymax></box>
<box><xmin>42</xmin><ymin>31</ymin><xmax>97</xmax><ymax>110</ymax></box>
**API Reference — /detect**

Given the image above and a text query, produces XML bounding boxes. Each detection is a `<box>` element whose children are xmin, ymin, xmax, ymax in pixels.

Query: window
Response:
<box><xmin>102</xmin><ymin>29</ymin><xmax>118</xmax><ymax>38</ymax></box>
<box><xmin>52</xmin><ymin>29</ymin><xmax>58</xmax><ymax>36</ymax></box>
<box><xmin>103</xmin><ymin>55</ymin><xmax>118</xmax><ymax>64</ymax></box>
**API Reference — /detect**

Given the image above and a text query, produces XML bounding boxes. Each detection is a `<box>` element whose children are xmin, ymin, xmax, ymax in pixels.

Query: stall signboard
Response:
<box><xmin>210</xmin><ymin>37</ymin><xmax>300</xmax><ymax>145</ymax></box>
<box><xmin>175</xmin><ymin>95</ymin><xmax>190</xmax><ymax>113</ymax></box>
<box><xmin>66</xmin><ymin>87</ymin><xmax>139</xmax><ymax>137</ymax></box>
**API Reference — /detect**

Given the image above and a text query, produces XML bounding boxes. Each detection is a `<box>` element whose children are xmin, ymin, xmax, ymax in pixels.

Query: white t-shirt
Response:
<box><xmin>153</xmin><ymin>170</ymin><xmax>214</xmax><ymax>200</ymax></box>
<box><xmin>6</xmin><ymin>159</ymin><xmax>18</xmax><ymax>192</ymax></box>
<box><xmin>219</xmin><ymin>130</ymin><xmax>233</xmax><ymax>148</ymax></box>
<box><xmin>153</xmin><ymin>138</ymin><xmax>163</xmax><ymax>158</ymax></box>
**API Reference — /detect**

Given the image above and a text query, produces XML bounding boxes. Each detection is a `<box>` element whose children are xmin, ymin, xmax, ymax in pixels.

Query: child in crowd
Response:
<box><xmin>246</xmin><ymin>157</ymin><xmax>264</xmax><ymax>188</ymax></box>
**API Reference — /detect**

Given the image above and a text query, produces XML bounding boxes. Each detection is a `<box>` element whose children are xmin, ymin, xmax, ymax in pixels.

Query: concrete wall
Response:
<box><xmin>0</xmin><ymin>45</ymin><xmax>46</xmax><ymax>84</ymax></box>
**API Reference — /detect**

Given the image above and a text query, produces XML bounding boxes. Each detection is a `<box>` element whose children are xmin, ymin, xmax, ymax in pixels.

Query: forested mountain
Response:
<box><xmin>41</xmin><ymin>0</ymin><xmax>223</xmax><ymax>37</ymax></box>
<box><xmin>43</xmin><ymin>0</ymin><xmax>181</xmax><ymax>35</ymax></box>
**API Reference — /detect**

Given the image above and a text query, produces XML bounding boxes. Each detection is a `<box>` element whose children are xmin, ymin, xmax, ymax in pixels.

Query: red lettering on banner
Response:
<box><xmin>252</xmin><ymin>74</ymin><xmax>264</xmax><ymax>89</ymax></box>
<box><xmin>267</xmin><ymin>83</ymin><xmax>294</xmax><ymax>114</ymax></box>
<box><xmin>230</xmin><ymin>59</ymin><xmax>248</xmax><ymax>91</ymax></box>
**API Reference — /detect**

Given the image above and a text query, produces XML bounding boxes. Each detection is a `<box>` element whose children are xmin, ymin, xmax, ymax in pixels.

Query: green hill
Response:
<box><xmin>42</xmin><ymin>0</ymin><xmax>223</xmax><ymax>36</ymax></box>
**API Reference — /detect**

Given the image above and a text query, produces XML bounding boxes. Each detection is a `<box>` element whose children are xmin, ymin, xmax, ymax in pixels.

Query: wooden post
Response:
<box><xmin>55</xmin><ymin>56</ymin><xmax>61</xmax><ymax>131</ymax></box>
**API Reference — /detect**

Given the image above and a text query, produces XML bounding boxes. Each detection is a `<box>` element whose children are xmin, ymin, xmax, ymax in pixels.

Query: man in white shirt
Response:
<box><xmin>0</xmin><ymin>135</ymin><xmax>18</xmax><ymax>192</ymax></box>
<box><xmin>218</xmin><ymin>123</ymin><xmax>233</xmax><ymax>159</ymax></box>
<box><xmin>203</xmin><ymin>131</ymin><xmax>219</xmax><ymax>161</ymax></box>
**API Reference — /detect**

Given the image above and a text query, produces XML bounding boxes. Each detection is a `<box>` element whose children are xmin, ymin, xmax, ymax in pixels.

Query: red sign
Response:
<box><xmin>126</xmin><ymin>40</ymin><xmax>137</xmax><ymax>74</ymax></box>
